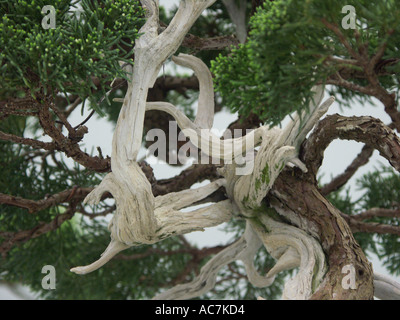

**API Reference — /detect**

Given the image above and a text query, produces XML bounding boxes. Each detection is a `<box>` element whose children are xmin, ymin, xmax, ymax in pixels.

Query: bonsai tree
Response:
<box><xmin>1</xmin><ymin>0</ymin><xmax>399</xmax><ymax>300</ymax></box>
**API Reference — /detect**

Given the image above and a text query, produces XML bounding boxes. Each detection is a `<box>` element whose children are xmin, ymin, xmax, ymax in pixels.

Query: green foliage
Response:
<box><xmin>87</xmin><ymin>86</ymin><xmax>126</xmax><ymax>124</ymax></box>
<box><xmin>212</xmin><ymin>0</ymin><xmax>400</xmax><ymax>125</ymax></box>
<box><xmin>0</xmin><ymin>114</ymin><xmax>101</xmax><ymax>236</ymax></box>
<box><xmin>356</xmin><ymin>166</ymin><xmax>400</xmax><ymax>275</ymax></box>
<box><xmin>1</xmin><ymin>218</ymin><xmax>197</xmax><ymax>299</ymax></box>
<box><xmin>0</xmin><ymin>0</ymin><xmax>144</xmax><ymax>114</ymax></box>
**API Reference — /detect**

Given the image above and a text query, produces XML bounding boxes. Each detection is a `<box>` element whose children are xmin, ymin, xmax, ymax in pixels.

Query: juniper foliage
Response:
<box><xmin>212</xmin><ymin>0</ymin><xmax>400</xmax><ymax>125</ymax></box>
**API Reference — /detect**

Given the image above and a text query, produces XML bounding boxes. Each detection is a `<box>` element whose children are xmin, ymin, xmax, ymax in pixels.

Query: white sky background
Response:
<box><xmin>1</xmin><ymin>0</ymin><xmax>399</xmax><ymax>299</ymax></box>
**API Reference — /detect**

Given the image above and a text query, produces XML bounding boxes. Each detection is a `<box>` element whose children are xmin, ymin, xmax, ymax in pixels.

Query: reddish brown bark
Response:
<box><xmin>271</xmin><ymin>169</ymin><xmax>374</xmax><ymax>299</ymax></box>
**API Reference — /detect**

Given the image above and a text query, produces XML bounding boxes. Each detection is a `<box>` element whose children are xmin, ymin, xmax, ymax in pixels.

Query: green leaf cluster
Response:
<box><xmin>211</xmin><ymin>0</ymin><xmax>400</xmax><ymax>125</ymax></box>
<box><xmin>0</xmin><ymin>0</ymin><xmax>144</xmax><ymax>113</ymax></box>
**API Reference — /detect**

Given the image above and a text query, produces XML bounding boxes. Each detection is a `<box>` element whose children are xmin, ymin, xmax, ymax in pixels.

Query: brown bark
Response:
<box><xmin>181</xmin><ymin>34</ymin><xmax>239</xmax><ymax>51</ymax></box>
<box><xmin>151</xmin><ymin>163</ymin><xmax>219</xmax><ymax>196</ymax></box>
<box><xmin>271</xmin><ymin>169</ymin><xmax>374</xmax><ymax>299</ymax></box>
<box><xmin>302</xmin><ymin>114</ymin><xmax>400</xmax><ymax>183</ymax></box>
<box><xmin>281</xmin><ymin>114</ymin><xmax>400</xmax><ymax>299</ymax></box>
<box><xmin>0</xmin><ymin>205</ymin><xmax>77</xmax><ymax>257</ymax></box>
<box><xmin>37</xmin><ymin>101</ymin><xmax>111</xmax><ymax>172</ymax></box>
<box><xmin>0</xmin><ymin>187</ymin><xmax>92</xmax><ymax>214</ymax></box>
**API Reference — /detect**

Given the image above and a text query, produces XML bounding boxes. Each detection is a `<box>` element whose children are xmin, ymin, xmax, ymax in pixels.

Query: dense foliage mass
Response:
<box><xmin>212</xmin><ymin>0</ymin><xmax>400</xmax><ymax>125</ymax></box>
<box><xmin>0</xmin><ymin>0</ymin><xmax>144</xmax><ymax>114</ymax></box>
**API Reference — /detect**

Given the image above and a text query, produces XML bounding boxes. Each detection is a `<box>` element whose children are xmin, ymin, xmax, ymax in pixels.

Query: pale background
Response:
<box><xmin>1</xmin><ymin>0</ymin><xmax>399</xmax><ymax>299</ymax></box>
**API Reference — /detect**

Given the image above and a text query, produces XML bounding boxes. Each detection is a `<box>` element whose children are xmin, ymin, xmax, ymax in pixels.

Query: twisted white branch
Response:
<box><xmin>71</xmin><ymin>0</ymin><xmax>220</xmax><ymax>275</ymax></box>
<box><xmin>231</xmin><ymin>88</ymin><xmax>335</xmax><ymax>213</ymax></box>
<box><xmin>374</xmin><ymin>272</ymin><xmax>400</xmax><ymax>300</ymax></box>
<box><xmin>248</xmin><ymin>214</ymin><xmax>327</xmax><ymax>300</ymax></box>
<box><xmin>71</xmin><ymin>179</ymin><xmax>232</xmax><ymax>274</ymax></box>
<box><xmin>153</xmin><ymin>223</ymin><xmax>275</xmax><ymax>300</ymax></box>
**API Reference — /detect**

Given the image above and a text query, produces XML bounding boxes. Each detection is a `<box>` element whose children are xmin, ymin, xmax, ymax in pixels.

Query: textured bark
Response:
<box><xmin>271</xmin><ymin>170</ymin><xmax>374</xmax><ymax>300</ymax></box>
<box><xmin>303</xmin><ymin>114</ymin><xmax>400</xmax><ymax>182</ymax></box>
<box><xmin>0</xmin><ymin>187</ymin><xmax>92</xmax><ymax>214</ymax></box>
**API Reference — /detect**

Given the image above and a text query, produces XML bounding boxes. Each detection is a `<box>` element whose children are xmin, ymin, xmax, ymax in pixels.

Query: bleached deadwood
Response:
<box><xmin>146</xmin><ymin>54</ymin><xmax>265</xmax><ymax>162</ymax></box>
<box><xmin>71</xmin><ymin>179</ymin><xmax>233</xmax><ymax>274</ymax></box>
<box><xmin>248</xmin><ymin>214</ymin><xmax>327</xmax><ymax>300</ymax></box>
<box><xmin>213</xmin><ymin>88</ymin><xmax>332</xmax><ymax>299</ymax></box>
<box><xmin>153</xmin><ymin>223</ymin><xmax>275</xmax><ymax>300</ymax></box>
<box><xmin>71</xmin><ymin>0</ymin><xmax>223</xmax><ymax>275</ymax></box>
<box><xmin>171</xmin><ymin>54</ymin><xmax>215</xmax><ymax>129</ymax></box>
<box><xmin>147</xmin><ymin>99</ymin><xmax>265</xmax><ymax>160</ymax></box>
<box><xmin>74</xmin><ymin>32</ymin><xmax>336</xmax><ymax>298</ymax></box>
<box><xmin>222</xmin><ymin>0</ymin><xmax>247</xmax><ymax>44</ymax></box>
<box><xmin>148</xmin><ymin>78</ymin><xmax>334</xmax><ymax>299</ymax></box>
<box><xmin>373</xmin><ymin>272</ymin><xmax>400</xmax><ymax>300</ymax></box>
<box><xmin>154</xmin><ymin>210</ymin><xmax>327</xmax><ymax>300</ymax></box>
<box><xmin>230</xmin><ymin>89</ymin><xmax>335</xmax><ymax>213</ymax></box>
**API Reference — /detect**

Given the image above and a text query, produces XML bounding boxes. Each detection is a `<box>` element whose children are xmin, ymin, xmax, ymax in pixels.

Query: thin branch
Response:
<box><xmin>64</xmin><ymin>96</ymin><xmax>82</xmax><ymax>118</ymax></box>
<box><xmin>48</xmin><ymin>103</ymin><xmax>75</xmax><ymax>136</ymax></box>
<box><xmin>76</xmin><ymin>204</ymin><xmax>116</xmax><ymax>219</ymax></box>
<box><xmin>0</xmin><ymin>187</ymin><xmax>94</xmax><ymax>214</ymax></box>
<box><xmin>0</xmin><ymin>130</ymin><xmax>56</xmax><ymax>151</ymax></box>
<box><xmin>159</xmin><ymin>19</ymin><xmax>239</xmax><ymax>52</ymax></box>
<box><xmin>0</xmin><ymin>109</ymin><xmax>38</xmax><ymax>117</ymax></box>
<box><xmin>321</xmin><ymin>18</ymin><xmax>361</xmax><ymax>60</ymax></box>
<box><xmin>116</xmin><ymin>245</ymin><xmax>226</xmax><ymax>261</ymax></box>
<box><xmin>353</xmin><ymin>208</ymin><xmax>400</xmax><ymax>221</ymax></box>
<box><xmin>303</xmin><ymin>114</ymin><xmax>400</xmax><ymax>180</ymax></box>
<box><xmin>325</xmin><ymin>76</ymin><xmax>375</xmax><ymax>95</ymax></box>
<box><xmin>340</xmin><ymin>213</ymin><xmax>400</xmax><ymax>236</ymax></box>
<box><xmin>320</xmin><ymin>145</ymin><xmax>374</xmax><ymax>195</ymax></box>
<box><xmin>1</xmin><ymin>90</ymin><xmax>111</xmax><ymax>172</ymax></box>
<box><xmin>73</xmin><ymin>109</ymin><xmax>95</xmax><ymax>129</ymax></box>
<box><xmin>0</xmin><ymin>205</ymin><xmax>77</xmax><ymax>257</ymax></box>
<box><xmin>37</xmin><ymin>97</ymin><xmax>111</xmax><ymax>172</ymax></box>
<box><xmin>325</xmin><ymin>56</ymin><xmax>360</xmax><ymax>67</ymax></box>
<box><xmin>369</xmin><ymin>38</ymin><xmax>390</xmax><ymax>70</ymax></box>
<box><xmin>116</xmin><ymin>243</ymin><xmax>229</xmax><ymax>288</ymax></box>
<box><xmin>321</xmin><ymin>19</ymin><xmax>400</xmax><ymax>132</ymax></box>
<box><xmin>116</xmin><ymin>248</ymin><xmax>193</xmax><ymax>260</ymax></box>
<box><xmin>152</xmin><ymin>164</ymin><xmax>219</xmax><ymax>196</ymax></box>
<box><xmin>181</xmin><ymin>34</ymin><xmax>239</xmax><ymax>51</ymax></box>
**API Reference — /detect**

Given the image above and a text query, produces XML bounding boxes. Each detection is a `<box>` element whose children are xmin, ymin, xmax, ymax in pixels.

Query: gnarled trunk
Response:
<box><xmin>271</xmin><ymin>170</ymin><xmax>374</xmax><ymax>299</ymax></box>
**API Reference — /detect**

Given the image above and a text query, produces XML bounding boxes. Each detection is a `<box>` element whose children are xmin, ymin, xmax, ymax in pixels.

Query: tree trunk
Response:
<box><xmin>270</xmin><ymin>169</ymin><xmax>374</xmax><ymax>299</ymax></box>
